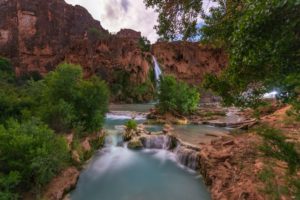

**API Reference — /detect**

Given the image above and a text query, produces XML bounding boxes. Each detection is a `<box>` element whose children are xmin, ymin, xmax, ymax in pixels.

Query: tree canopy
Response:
<box><xmin>157</xmin><ymin>75</ymin><xmax>200</xmax><ymax>115</ymax></box>
<box><xmin>145</xmin><ymin>0</ymin><xmax>300</xmax><ymax>114</ymax></box>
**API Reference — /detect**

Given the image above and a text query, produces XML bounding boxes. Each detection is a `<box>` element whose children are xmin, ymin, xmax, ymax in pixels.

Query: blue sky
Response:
<box><xmin>65</xmin><ymin>0</ymin><xmax>217</xmax><ymax>43</ymax></box>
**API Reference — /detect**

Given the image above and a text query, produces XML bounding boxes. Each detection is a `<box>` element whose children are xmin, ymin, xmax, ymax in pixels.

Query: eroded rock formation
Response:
<box><xmin>0</xmin><ymin>0</ymin><xmax>151</xmax><ymax>85</ymax></box>
<box><xmin>0</xmin><ymin>0</ymin><xmax>227</xmax><ymax>103</ymax></box>
<box><xmin>152</xmin><ymin>41</ymin><xmax>227</xmax><ymax>85</ymax></box>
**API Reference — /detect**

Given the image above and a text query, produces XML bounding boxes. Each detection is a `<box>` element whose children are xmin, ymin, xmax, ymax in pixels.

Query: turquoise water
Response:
<box><xmin>70</xmin><ymin>104</ymin><xmax>211</xmax><ymax>200</ymax></box>
<box><xmin>70</xmin><ymin>147</ymin><xmax>210</xmax><ymax>200</ymax></box>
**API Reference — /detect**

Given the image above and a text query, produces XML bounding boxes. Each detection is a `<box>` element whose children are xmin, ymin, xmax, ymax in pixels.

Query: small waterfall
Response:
<box><xmin>140</xmin><ymin>135</ymin><xmax>176</xmax><ymax>150</ymax></box>
<box><xmin>152</xmin><ymin>56</ymin><xmax>162</xmax><ymax>86</ymax></box>
<box><xmin>104</xmin><ymin>132</ymin><xmax>123</xmax><ymax>147</ymax></box>
<box><xmin>140</xmin><ymin>134</ymin><xmax>201</xmax><ymax>170</ymax></box>
<box><xmin>175</xmin><ymin>146</ymin><xmax>201</xmax><ymax>170</ymax></box>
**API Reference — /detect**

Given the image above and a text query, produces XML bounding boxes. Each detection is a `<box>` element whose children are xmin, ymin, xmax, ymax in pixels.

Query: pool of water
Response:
<box><xmin>173</xmin><ymin>124</ymin><xmax>230</xmax><ymax>145</ymax></box>
<box><xmin>71</xmin><ymin>147</ymin><xmax>210</xmax><ymax>200</ymax></box>
<box><xmin>70</xmin><ymin>104</ymin><xmax>211</xmax><ymax>200</ymax></box>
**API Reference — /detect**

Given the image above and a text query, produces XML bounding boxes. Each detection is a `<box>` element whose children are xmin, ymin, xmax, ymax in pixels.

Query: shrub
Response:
<box><xmin>157</xmin><ymin>75</ymin><xmax>200</xmax><ymax>115</ymax></box>
<box><xmin>257</xmin><ymin>125</ymin><xmax>300</xmax><ymax>174</ymax></box>
<box><xmin>0</xmin><ymin>57</ymin><xmax>15</xmax><ymax>83</ymax></box>
<box><xmin>31</xmin><ymin>63</ymin><xmax>109</xmax><ymax>134</ymax></box>
<box><xmin>110</xmin><ymin>70</ymin><xmax>155</xmax><ymax>103</ymax></box>
<box><xmin>0</xmin><ymin>84</ymin><xmax>33</xmax><ymax>124</ymax></box>
<box><xmin>0</xmin><ymin>172</ymin><xmax>20</xmax><ymax>200</ymax></box>
<box><xmin>87</xmin><ymin>27</ymin><xmax>109</xmax><ymax>42</ymax></box>
<box><xmin>125</xmin><ymin>119</ymin><xmax>137</xmax><ymax>130</ymax></box>
<box><xmin>0</xmin><ymin>119</ymin><xmax>69</xmax><ymax>195</ymax></box>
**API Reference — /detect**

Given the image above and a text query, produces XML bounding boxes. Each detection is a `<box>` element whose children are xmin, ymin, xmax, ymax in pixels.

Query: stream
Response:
<box><xmin>70</xmin><ymin>104</ymin><xmax>230</xmax><ymax>200</ymax></box>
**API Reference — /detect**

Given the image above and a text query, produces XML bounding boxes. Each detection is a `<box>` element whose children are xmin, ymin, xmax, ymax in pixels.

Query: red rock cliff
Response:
<box><xmin>0</xmin><ymin>0</ymin><xmax>150</xmax><ymax>86</ymax></box>
<box><xmin>152</xmin><ymin>41</ymin><xmax>227</xmax><ymax>85</ymax></box>
<box><xmin>0</xmin><ymin>0</ymin><xmax>227</xmax><ymax>102</ymax></box>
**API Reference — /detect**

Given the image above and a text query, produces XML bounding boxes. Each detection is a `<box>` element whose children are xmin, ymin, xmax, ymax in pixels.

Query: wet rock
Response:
<box><xmin>175</xmin><ymin>146</ymin><xmax>201</xmax><ymax>170</ymax></box>
<box><xmin>127</xmin><ymin>138</ymin><xmax>143</xmax><ymax>150</ymax></box>
<box><xmin>162</xmin><ymin>124</ymin><xmax>174</xmax><ymax>134</ymax></box>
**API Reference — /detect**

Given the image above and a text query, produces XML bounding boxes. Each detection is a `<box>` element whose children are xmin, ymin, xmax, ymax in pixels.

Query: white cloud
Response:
<box><xmin>65</xmin><ymin>0</ymin><xmax>159</xmax><ymax>43</ymax></box>
<box><xmin>64</xmin><ymin>0</ymin><xmax>218</xmax><ymax>43</ymax></box>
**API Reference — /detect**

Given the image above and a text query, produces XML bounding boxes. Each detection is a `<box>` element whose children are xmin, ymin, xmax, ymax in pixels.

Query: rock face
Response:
<box><xmin>0</xmin><ymin>0</ymin><xmax>227</xmax><ymax>103</ymax></box>
<box><xmin>0</xmin><ymin>0</ymin><xmax>151</xmax><ymax>87</ymax></box>
<box><xmin>0</xmin><ymin>0</ymin><xmax>106</xmax><ymax>75</ymax></box>
<box><xmin>152</xmin><ymin>41</ymin><xmax>227</xmax><ymax>85</ymax></box>
<box><xmin>116</xmin><ymin>29</ymin><xmax>141</xmax><ymax>40</ymax></box>
<box><xmin>43</xmin><ymin>167</ymin><xmax>80</xmax><ymax>200</ymax></box>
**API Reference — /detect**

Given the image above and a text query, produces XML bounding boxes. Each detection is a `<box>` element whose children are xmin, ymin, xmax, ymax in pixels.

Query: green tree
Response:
<box><xmin>0</xmin><ymin>57</ymin><xmax>15</xmax><ymax>83</ymax></box>
<box><xmin>31</xmin><ymin>63</ymin><xmax>109</xmax><ymax>133</ymax></box>
<box><xmin>138</xmin><ymin>36</ymin><xmax>151</xmax><ymax>52</ymax></box>
<box><xmin>145</xmin><ymin>0</ymin><xmax>300</xmax><ymax>114</ymax></box>
<box><xmin>0</xmin><ymin>172</ymin><xmax>20</xmax><ymax>200</ymax></box>
<box><xmin>144</xmin><ymin>0</ymin><xmax>202</xmax><ymax>40</ymax></box>
<box><xmin>0</xmin><ymin>119</ymin><xmax>69</xmax><ymax>195</ymax></box>
<box><xmin>157</xmin><ymin>75</ymin><xmax>200</xmax><ymax>115</ymax></box>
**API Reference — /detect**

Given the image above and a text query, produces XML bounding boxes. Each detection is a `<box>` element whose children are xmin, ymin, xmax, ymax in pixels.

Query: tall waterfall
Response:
<box><xmin>152</xmin><ymin>56</ymin><xmax>162</xmax><ymax>85</ymax></box>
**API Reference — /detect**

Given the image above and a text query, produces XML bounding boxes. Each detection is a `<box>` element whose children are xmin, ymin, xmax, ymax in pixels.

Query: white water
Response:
<box><xmin>152</xmin><ymin>56</ymin><xmax>162</xmax><ymax>85</ymax></box>
<box><xmin>71</xmin><ymin>105</ymin><xmax>211</xmax><ymax>200</ymax></box>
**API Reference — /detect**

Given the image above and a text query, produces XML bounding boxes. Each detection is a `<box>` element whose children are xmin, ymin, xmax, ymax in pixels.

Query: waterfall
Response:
<box><xmin>175</xmin><ymin>146</ymin><xmax>201</xmax><ymax>170</ymax></box>
<box><xmin>152</xmin><ymin>56</ymin><xmax>162</xmax><ymax>86</ymax></box>
<box><xmin>104</xmin><ymin>131</ymin><xmax>124</xmax><ymax>147</ymax></box>
<box><xmin>140</xmin><ymin>135</ymin><xmax>177</xmax><ymax>150</ymax></box>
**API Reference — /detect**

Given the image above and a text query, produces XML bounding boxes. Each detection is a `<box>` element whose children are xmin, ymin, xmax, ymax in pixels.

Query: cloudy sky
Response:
<box><xmin>65</xmin><ymin>0</ymin><xmax>217</xmax><ymax>43</ymax></box>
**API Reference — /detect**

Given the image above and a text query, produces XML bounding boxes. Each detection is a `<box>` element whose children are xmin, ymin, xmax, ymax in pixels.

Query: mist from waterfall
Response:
<box><xmin>152</xmin><ymin>56</ymin><xmax>162</xmax><ymax>86</ymax></box>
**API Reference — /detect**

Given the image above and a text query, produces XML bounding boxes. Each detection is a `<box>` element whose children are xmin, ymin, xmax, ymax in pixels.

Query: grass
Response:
<box><xmin>256</xmin><ymin>125</ymin><xmax>300</xmax><ymax>174</ymax></box>
<box><xmin>258</xmin><ymin>166</ymin><xmax>289</xmax><ymax>199</ymax></box>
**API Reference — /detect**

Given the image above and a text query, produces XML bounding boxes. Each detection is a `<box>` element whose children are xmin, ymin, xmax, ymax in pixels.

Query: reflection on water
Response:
<box><xmin>173</xmin><ymin>124</ymin><xmax>230</xmax><ymax>145</ymax></box>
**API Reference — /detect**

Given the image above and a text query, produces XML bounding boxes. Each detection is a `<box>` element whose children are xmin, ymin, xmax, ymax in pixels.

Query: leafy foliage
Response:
<box><xmin>144</xmin><ymin>0</ymin><xmax>202</xmax><ymax>41</ymax></box>
<box><xmin>257</xmin><ymin>125</ymin><xmax>300</xmax><ymax>174</ymax></box>
<box><xmin>0</xmin><ymin>172</ymin><xmax>20</xmax><ymax>200</ymax></box>
<box><xmin>125</xmin><ymin>119</ymin><xmax>138</xmax><ymax>130</ymax></box>
<box><xmin>0</xmin><ymin>59</ymin><xmax>110</xmax><ymax>198</ymax></box>
<box><xmin>0</xmin><ymin>57</ymin><xmax>15</xmax><ymax>83</ymax></box>
<box><xmin>138</xmin><ymin>36</ymin><xmax>151</xmax><ymax>52</ymax></box>
<box><xmin>0</xmin><ymin>119</ymin><xmax>69</xmax><ymax>196</ymax></box>
<box><xmin>31</xmin><ymin>63</ymin><xmax>109</xmax><ymax>133</ymax></box>
<box><xmin>145</xmin><ymin>0</ymin><xmax>300</xmax><ymax>115</ymax></box>
<box><xmin>110</xmin><ymin>70</ymin><xmax>155</xmax><ymax>103</ymax></box>
<box><xmin>87</xmin><ymin>27</ymin><xmax>109</xmax><ymax>42</ymax></box>
<box><xmin>157</xmin><ymin>75</ymin><xmax>200</xmax><ymax>115</ymax></box>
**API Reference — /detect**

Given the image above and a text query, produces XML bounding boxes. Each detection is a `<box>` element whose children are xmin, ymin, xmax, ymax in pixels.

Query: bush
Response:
<box><xmin>0</xmin><ymin>119</ymin><xmax>69</xmax><ymax>195</ymax></box>
<box><xmin>125</xmin><ymin>119</ymin><xmax>137</xmax><ymax>130</ymax></box>
<box><xmin>87</xmin><ymin>27</ymin><xmax>109</xmax><ymax>42</ymax></box>
<box><xmin>157</xmin><ymin>75</ymin><xmax>200</xmax><ymax>115</ymax></box>
<box><xmin>110</xmin><ymin>70</ymin><xmax>155</xmax><ymax>103</ymax></box>
<box><xmin>31</xmin><ymin>63</ymin><xmax>109</xmax><ymax>134</ymax></box>
<box><xmin>257</xmin><ymin>125</ymin><xmax>300</xmax><ymax>174</ymax></box>
<box><xmin>0</xmin><ymin>172</ymin><xmax>20</xmax><ymax>200</ymax></box>
<box><xmin>0</xmin><ymin>57</ymin><xmax>15</xmax><ymax>83</ymax></box>
<box><xmin>0</xmin><ymin>84</ymin><xmax>33</xmax><ymax>124</ymax></box>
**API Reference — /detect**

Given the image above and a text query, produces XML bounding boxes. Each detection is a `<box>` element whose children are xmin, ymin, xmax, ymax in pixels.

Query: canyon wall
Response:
<box><xmin>152</xmin><ymin>41</ymin><xmax>227</xmax><ymax>85</ymax></box>
<box><xmin>0</xmin><ymin>0</ymin><xmax>227</xmax><ymax>102</ymax></box>
<box><xmin>0</xmin><ymin>0</ymin><xmax>151</xmax><ymax>84</ymax></box>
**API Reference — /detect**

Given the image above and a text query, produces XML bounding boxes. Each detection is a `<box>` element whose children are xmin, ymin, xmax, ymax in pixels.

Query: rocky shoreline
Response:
<box><xmin>41</xmin><ymin>105</ymin><xmax>291</xmax><ymax>200</ymax></box>
<box><xmin>40</xmin><ymin>132</ymin><xmax>105</xmax><ymax>200</ymax></box>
